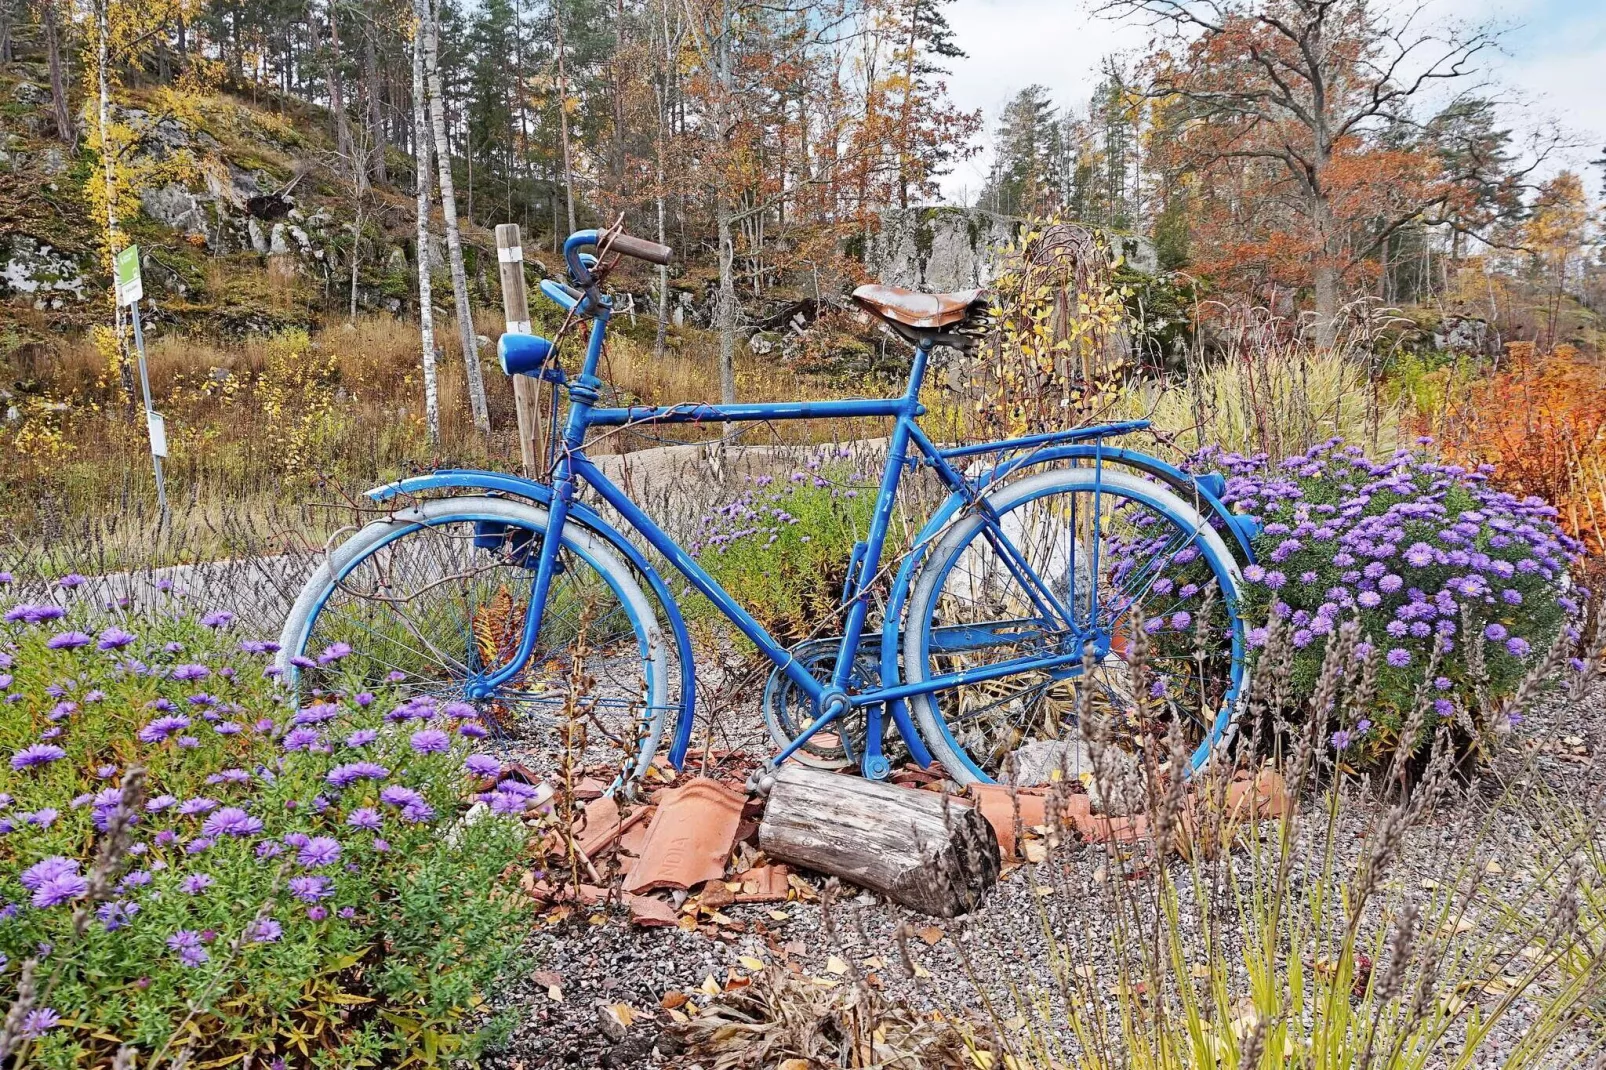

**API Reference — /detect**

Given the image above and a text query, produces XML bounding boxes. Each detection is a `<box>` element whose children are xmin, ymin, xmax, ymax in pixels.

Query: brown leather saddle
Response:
<box><xmin>851</xmin><ymin>284</ymin><xmax>990</xmax><ymax>349</ymax></box>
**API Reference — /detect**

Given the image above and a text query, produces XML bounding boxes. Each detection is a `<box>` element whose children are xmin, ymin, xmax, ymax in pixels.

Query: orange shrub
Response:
<box><xmin>1426</xmin><ymin>343</ymin><xmax>1606</xmax><ymax>570</ymax></box>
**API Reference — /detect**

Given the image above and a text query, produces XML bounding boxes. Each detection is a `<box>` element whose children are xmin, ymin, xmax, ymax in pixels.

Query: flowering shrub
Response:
<box><xmin>0</xmin><ymin>595</ymin><xmax>534</xmax><ymax>1066</ymax></box>
<box><xmin>689</xmin><ymin>453</ymin><xmax>884</xmax><ymax>643</ymax></box>
<box><xmin>1206</xmin><ymin>439</ymin><xmax>1581</xmax><ymax>761</ymax></box>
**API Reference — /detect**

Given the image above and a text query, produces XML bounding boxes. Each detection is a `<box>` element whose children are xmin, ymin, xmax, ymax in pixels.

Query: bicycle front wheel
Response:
<box><xmin>904</xmin><ymin>467</ymin><xmax>1247</xmax><ymax>785</ymax></box>
<box><xmin>278</xmin><ymin>496</ymin><xmax>670</xmax><ymax>786</ymax></box>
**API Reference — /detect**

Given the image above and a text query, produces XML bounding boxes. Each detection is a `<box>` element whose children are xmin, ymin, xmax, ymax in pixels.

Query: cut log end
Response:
<box><xmin>758</xmin><ymin>764</ymin><xmax>1000</xmax><ymax>918</ymax></box>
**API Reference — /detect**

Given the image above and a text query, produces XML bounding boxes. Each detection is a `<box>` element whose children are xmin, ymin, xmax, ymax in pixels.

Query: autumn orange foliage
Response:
<box><xmin>1427</xmin><ymin>343</ymin><xmax>1606</xmax><ymax>567</ymax></box>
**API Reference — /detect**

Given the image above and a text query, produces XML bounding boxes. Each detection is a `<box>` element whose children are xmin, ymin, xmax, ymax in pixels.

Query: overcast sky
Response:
<box><xmin>934</xmin><ymin>0</ymin><xmax>1606</xmax><ymax>204</ymax></box>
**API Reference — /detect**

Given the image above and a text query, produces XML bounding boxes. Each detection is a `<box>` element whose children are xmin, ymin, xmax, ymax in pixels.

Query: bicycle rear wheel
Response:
<box><xmin>904</xmin><ymin>468</ymin><xmax>1246</xmax><ymax>785</ymax></box>
<box><xmin>278</xmin><ymin>497</ymin><xmax>670</xmax><ymax>786</ymax></box>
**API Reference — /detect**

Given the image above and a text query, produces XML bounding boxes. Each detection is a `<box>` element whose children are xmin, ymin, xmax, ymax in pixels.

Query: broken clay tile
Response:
<box><xmin>622</xmin><ymin>777</ymin><xmax>747</xmax><ymax>894</ymax></box>
<box><xmin>1222</xmin><ymin>770</ymin><xmax>1292</xmax><ymax>820</ymax></box>
<box><xmin>969</xmin><ymin>784</ymin><xmax>1047</xmax><ymax>860</ymax></box>
<box><xmin>574</xmin><ymin>796</ymin><xmax>652</xmax><ymax>861</ymax></box>
<box><xmin>626</xmin><ymin>894</ymin><xmax>682</xmax><ymax>927</ymax></box>
<box><xmin>733</xmin><ymin>864</ymin><xmax>791</xmax><ymax>903</ymax></box>
<box><xmin>573</xmin><ymin>776</ymin><xmax>610</xmax><ymax>801</ymax></box>
<box><xmin>523</xmin><ymin>876</ymin><xmax>609</xmax><ymax>905</ymax></box>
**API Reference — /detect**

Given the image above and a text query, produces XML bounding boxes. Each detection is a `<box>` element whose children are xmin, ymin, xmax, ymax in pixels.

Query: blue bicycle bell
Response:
<box><xmin>498</xmin><ymin>333</ymin><xmax>555</xmax><ymax>377</ymax></box>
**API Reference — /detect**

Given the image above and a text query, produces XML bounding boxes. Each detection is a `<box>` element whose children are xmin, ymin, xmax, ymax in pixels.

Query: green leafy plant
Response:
<box><xmin>0</xmin><ymin>594</ymin><xmax>534</xmax><ymax>1068</ymax></box>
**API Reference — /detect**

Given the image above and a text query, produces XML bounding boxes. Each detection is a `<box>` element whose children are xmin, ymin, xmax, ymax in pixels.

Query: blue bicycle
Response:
<box><xmin>279</xmin><ymin>227</ymin><xmax>1257</xmax><ymax>789</ymax></box>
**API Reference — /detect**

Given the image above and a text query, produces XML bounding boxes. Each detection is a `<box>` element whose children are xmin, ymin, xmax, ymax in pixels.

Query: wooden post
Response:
<box><xmin>495</xmin><ymin>223</ymin><xmax>542</xmax><ymax>477</ymax></box>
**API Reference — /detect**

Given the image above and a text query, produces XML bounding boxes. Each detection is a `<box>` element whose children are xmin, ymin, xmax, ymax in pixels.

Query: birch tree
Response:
<box><xmin>411</xmin><ymin>0</ymin><xmax>441</xmax><ymax>447</ymax></box>
<box><xmin>424</xmin><ymin>0</ymin><xmax>490</xmax><ymax>433</ymax></box>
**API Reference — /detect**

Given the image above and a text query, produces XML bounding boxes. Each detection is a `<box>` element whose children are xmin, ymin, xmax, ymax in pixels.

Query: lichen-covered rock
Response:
<box><xmin>0</xmin><ymin>236</ymin><xmax>89</xmax><ymax>304</ymax></box>
<box><xmin>141</xmin><ymin>183</ymin><xmax>209</xmax><ymax>237</ymax></box>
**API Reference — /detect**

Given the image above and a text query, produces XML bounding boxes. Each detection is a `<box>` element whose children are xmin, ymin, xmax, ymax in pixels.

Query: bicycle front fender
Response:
<box><xmin>367</xmin><ymin>470</ymin><xmax>699</xmax><ymax>770</ymax></box>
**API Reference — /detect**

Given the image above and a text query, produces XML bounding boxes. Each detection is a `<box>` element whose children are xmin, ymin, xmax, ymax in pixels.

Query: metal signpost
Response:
<box><xmin>116</xmin><ymin>245</ymin><xmax>168</xmax><ymax>523</ymax></box>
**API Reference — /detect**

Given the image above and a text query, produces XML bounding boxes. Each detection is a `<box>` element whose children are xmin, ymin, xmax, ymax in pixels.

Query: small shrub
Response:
<box><xmin>687</xmin><ymin>455</ymin><xmax>884</xmax><ymax>644</ymax></box>
<box><xmin>1209</xmin><ymin>438</ymin><xmax>1580</xmax><ymax>763</ymax></box>
<box><xmin>0</xmin><ymin>593</ymin><xmax>534</xmax><ymax>1067</ymax></box>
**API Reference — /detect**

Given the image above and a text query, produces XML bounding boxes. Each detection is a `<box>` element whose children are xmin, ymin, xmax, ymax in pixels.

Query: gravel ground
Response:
<box><xmin>472</xmin><ymin>670</ymin><xmax>1606</xmax><ymax>1069</ymax></box>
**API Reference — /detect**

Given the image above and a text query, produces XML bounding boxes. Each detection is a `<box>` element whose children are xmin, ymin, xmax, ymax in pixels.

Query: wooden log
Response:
<box><xmin>758</xmin><ymin>765</ymin><xmax>1000</xmax><ymax>918</ymax></box>
<box><xmin>495</xmin><ymin>223</ymin><xmax>543</xmax><ymax>478</ymax></box>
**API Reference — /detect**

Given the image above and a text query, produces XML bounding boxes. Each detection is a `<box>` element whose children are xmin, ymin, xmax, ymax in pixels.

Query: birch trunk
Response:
<box><xmin>555</xmin><ymin>0</ymin><xmax>578</xmax><ymax>236</ymax></box>
<box><xmin>410</xmin><ymin>7</ymin><xmax>441</xmax><ymax>448</ymax></box>
<box><xmin>424</xmin><ymin>0</ymin><xmax>490</xmax><ymax>434</ymax></box>
<box><xmin>712</xmin><ymin>5</ymin><xmax>736</xmax><ymax>409</ymax></box>
<box><xmin>653</xmin><ymin>0</ymin><xmax>672</xmax><ymax>359</ymax></box>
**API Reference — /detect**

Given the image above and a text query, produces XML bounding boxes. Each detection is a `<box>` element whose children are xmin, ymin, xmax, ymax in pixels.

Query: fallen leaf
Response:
<box><xmin>768</xmin><ymin>910</ymin><xmax>790</xmax><ymax>921</ymax></box>
<box><xmin>811</xmin><ymin>976</ymin><xmax>841</xmax><ymax>988</ymax></box>
<box><xmin>917</xmin><ymin>925</ymin><xmax>944</xmax><ymax>946</ymax></box>
<box><xmin>826</xmin><ymin>955</ymin><xmax>850</xmax><ymax>976</ymax></box>
<box><xmin>700</xmin><ymin>975</ymin><xmax>722</xmax><ymax>997</ymax></box>
<box><xmin>862</xmin><ymin>955</ymin><xmax>886</xmax><ymax>969</ymax></box>
<box><xmin>1484</xmin><ymin>860</ymin><xmax>1504</xmax><ymax>876</ymax></box>
<box><xmin>913</xmin><ymin>963</ymin><xmax>932</xmax><ymax>979</ymax></box>
<box><xmin>1189</xmin><ymin>963</ymin><xmax>1212</xmax><ymax>979</ymax></box>
<box><xmin>665</xmin><ymin>1007</ymin><xmax>689</xmax><ymax>1024</ymax></box>
<box><xmin>1034</xmin><ymin>885</ymin><xmax>1055</xmax><ymax>897</ymax></box>
<box><xmin>545</xmin><ymin>984</ymin><xmax>563</xmax><ymax>1002</ymax></box>
<box><xmin>779</xmin><ymin>1061</ymin><xmax>811</xmax><ymax>1070</ymax></box>
<box><xmin>1023</xmin><ymin>841</ymin><xmax>1048</xmax><ymax>863</ymax></box>
<box><xmin>1092</xmin><ymin>866</ymin><xmax>1108</xmax><ymax>884</ymax></box>
<box><xmin>660</xmin><ymin>991</ymin><xmax>689</xmax><ymax>1010</ymax></box>
<box><xmin>739</xmin><ymin>956</ymin><xmax>766</xmax><ymax>971</ymax></box>
<box><xmin>533</xmin><ymin>970</ymin><xmax>562</xmax><ymax>988</ymax></box>
<box><xmin>1074</xmin><ymin>964</ymin><xmax>1097</xmax><ymax>982</ymax></box>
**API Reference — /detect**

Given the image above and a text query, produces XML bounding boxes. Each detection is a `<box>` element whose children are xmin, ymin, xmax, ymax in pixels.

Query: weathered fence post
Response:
<box><xmin>495</xmin><ymin>223</ymin><xmax>542</xmax><ymax>477</ymax></box>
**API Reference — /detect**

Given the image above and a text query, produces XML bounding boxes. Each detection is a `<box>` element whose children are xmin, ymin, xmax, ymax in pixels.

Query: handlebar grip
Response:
<box><xmin>606</xmin><ymin>233</ymin><xmax>675</xmax><ymax>266</ymax></box>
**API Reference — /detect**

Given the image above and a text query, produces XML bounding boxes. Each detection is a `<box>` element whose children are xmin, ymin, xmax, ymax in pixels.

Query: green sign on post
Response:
<box><xmin>116</xmin><ymin>244</ymin><xmax>167</xmax><ymax>522</ymax></box>
<box><xmin>115</xmin><ymin>244</ymin><xmax>143</xmax><ymax>307</ymax></box>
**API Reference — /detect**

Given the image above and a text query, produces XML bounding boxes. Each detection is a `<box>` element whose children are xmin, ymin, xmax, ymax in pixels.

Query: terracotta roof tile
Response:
<box><xmin>623</xmin><ymin>777</ymin><xmax>747</xmax><ymax>894</ymax></box>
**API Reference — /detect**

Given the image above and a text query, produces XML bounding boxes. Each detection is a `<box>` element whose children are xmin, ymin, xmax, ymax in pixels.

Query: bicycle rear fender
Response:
<box><xmin>367</xmin><ymin>470</ymin><xmax>699</xmax><ymax>770</ymax></box>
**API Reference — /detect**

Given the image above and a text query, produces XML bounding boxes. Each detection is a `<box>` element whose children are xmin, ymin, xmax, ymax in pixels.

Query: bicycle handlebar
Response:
<box><xmin>605</xmin><ymin>233</ymin><xmax>675</xmax><ymax>266</ymax></box>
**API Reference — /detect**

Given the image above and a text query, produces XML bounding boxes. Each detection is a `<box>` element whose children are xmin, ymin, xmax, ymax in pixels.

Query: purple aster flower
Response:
<box><xmin>400</xmin><ymin>801</ymin><xmax>436</xmax><ymax>824</ymax></box>
<box><xmin>326</xmin><ymin>762</ymin><xmax>390</xmax><ymax>789</ymax></box>
<box><xmin>1386</xmin><ymin>648</ymin><xmax>1411</xmax><ymax>668</ymax></box>
<box><xmin>18</xmin><ymin>1007</ymin><xmax>60</xmax><ymax>1040</ymax></box>
<box><xmin>298</xmin><ymin>837</ymin><xmax>342</xmax><ymax>867</ymax></box>
<box><xmin>10</xmin><ymin>744</ymin><xmax>67</xmax><ymax>771</ymax></box>
<box><xmin>97</xmin><ymin>899</ymin><xmax>140</xmax><ymax>931</ymax></box>
<box><xmin>175</xmin><ymin>797</ymin><xmax>219</xmax><ymax>816</ymax></box>
<box><xmin>1433</xmin><ymin>676</ymin><xmax>1453</xmax><ymax>691</ymax></box>
<box><xmin>146</xmin><ymin>794</ymin><xmax>177</xmax><ymax>812</ymax></box>
<box><xmin>307</xmin><ymin>905</ymin><xmax>329</xmax><ymax>921</ymax></box>
<box><xmin>46</xmin><ymin>631</ymin><xmax>92</xmax><ymax>650</ymax></box>
<box><xmin>1506</xmin><ymin>637</ymin><xmax>1531</xmax><ymax>657</ymax></box>
<box><xmin>345</xmin><ymin>728</ymin><xmax>378</xmax><ymax>748</ymax></box>
<box><xmin>32</xmin><ymin>870</ymin><xmax>89</xmax><ymax>908</ymax></box>
<box><xmin>255</xmin><ymin>841</ymin><xmax>284</xmax><ymax>860</ymax></box>
<box><xmin>410</xmin><ymin>729</ymin><xmax>450</xmax><ymax>755</ymax></box>
<box><xmin>1404</xmin><ymin>542</ymin><xmax>1435</xmax><ymax>568</ymax></box>
<box><xmin>185</xmin><ymin>836</ymin><xmax>214</xmax><ymax>854</ymax></box>
<box><xmin>246</xmin><ymin>917</ymin><xmax>282</xmax><ymax>943</ymax></box>
<box><xmin>379</xmin><ymin>785</ymin><xmax>425</xmax><ymax>810</ymax></box>
<box><xmin>1434</xmin><ymin>698</ymin><xmax>1455</xmax><ymax>717</ymax></box>
<box><xmin>1330</xmin><ymin>729</ymin><xmax>1352</xmax><ymax>751</ymax></box>
<box><xmin>118</xmin><ymin>869</ymin><xmax>152</xmax><ymax>890</ymax></box>
<box><xmin>346</xmin><ymin>807</ymin><xmax>383</xmax><ymax>830</ymax></box>
<box><xmin>371</xmin><ymin>839</ymin><xmax>390</xmax><ymax>853</ymax></box>
<box><xmin>205</xmin><ymin>768</ymin><xmax>252</xmax><ymax>786</ymax></box>
<box><xmin>442</xmin><ymin>701</ymin><xmax>477</xmax><ymax>719</ymax></box>
<box><xmin>288</xmin><ymin>875</ymin><xmax>333</xmax><ymax>902</ymax></box>
<box><xmin>167</xmin><ymin>930</ymin><xmax>209</xmax><ymax>966</ymax></box>
<box><xmin>181</xmin><ymin>874</ymin><xmax>214</xmax><ymax>894</ymax></box>
<box><xmin>1357</xmin><ymin>591</ymin><xmax>1381</xmax><ymax>608</ymax></box>
<box><xmin>1483</xmin><ymin>623</ymin><xmax>1508</xmax><ymax>642</ymax></box>
<box><xmin>21</xmin><ymin>857</ymin><xmax>80</xmax><ymax>891</ymax></box>
<box><xmin>288</xmin><ymin>655</ymin><xmax>316</xmax><ymax>670</ymax></box>
<box><xmin>201</xmin><ymin>611</ymin><xmax>235</xmax><ymax>629</ymax></box>
<box><xmin>282</xmin><ymin>727</ymin><xmax>321</xmax><ymax>751</ymax></box>
<box><xmin>354</xmin><ymin>692</ymin><xmax>375</xmax><ymax>707</ymax></box>
<box><xmin>318</xmin><ymin>642</ymin><xmax>352</xmax><ymax>665</ymax></box>
<box><xmin>170</xmin><ymin>664</ymin><xmax>210</xmax><ymax>682</ymax></box>
<box><xmin>22</xmin><ymin>808</ymin><xmax>58</xmax><ymax>828</ymax></box>
<box><xmin>488</xmin><ymin>792</ymin><xmax>529</xmax><ymax>816</ymax></box>
<box><xmin>213</xmin><ymin>722</ymin><xmax>242</xmax><ymax>736</ymax></box>
<box><xmin>293</xmin><ymin>703</ymin><xmax>341</xmax><ymax>725</ymax></box>
<box><xmin>459</xmin><ymin>722</ymin><xmax>488</xmax><ymax>739</ymax></box>
<box><xmin>203</xmin><ymin>807</ymin><xmax>263</xmax><ymax>837</ymax></box>
<box><xmin>137</xmin><ymin>715</ymin><xmax>191</xmax><ymax>743</ymax></box>
<box><xmin>464</xmin><ymin>755</ymin><xmax>501</xmax><ymax>778</ymax></box>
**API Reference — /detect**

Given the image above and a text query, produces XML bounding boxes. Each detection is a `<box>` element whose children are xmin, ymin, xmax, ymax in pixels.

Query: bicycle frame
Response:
<box><xmin>383</xmin><ymin>229</ymin><xmax>1226</xmax><ymax>780</ymax></box>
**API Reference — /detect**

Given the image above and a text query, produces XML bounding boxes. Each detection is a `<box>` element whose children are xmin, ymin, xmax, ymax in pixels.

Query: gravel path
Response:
<box><xmin>474</xmin><ymin>671</ymin><xmax>1606</xmax><ymax>1069</ymax></box>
